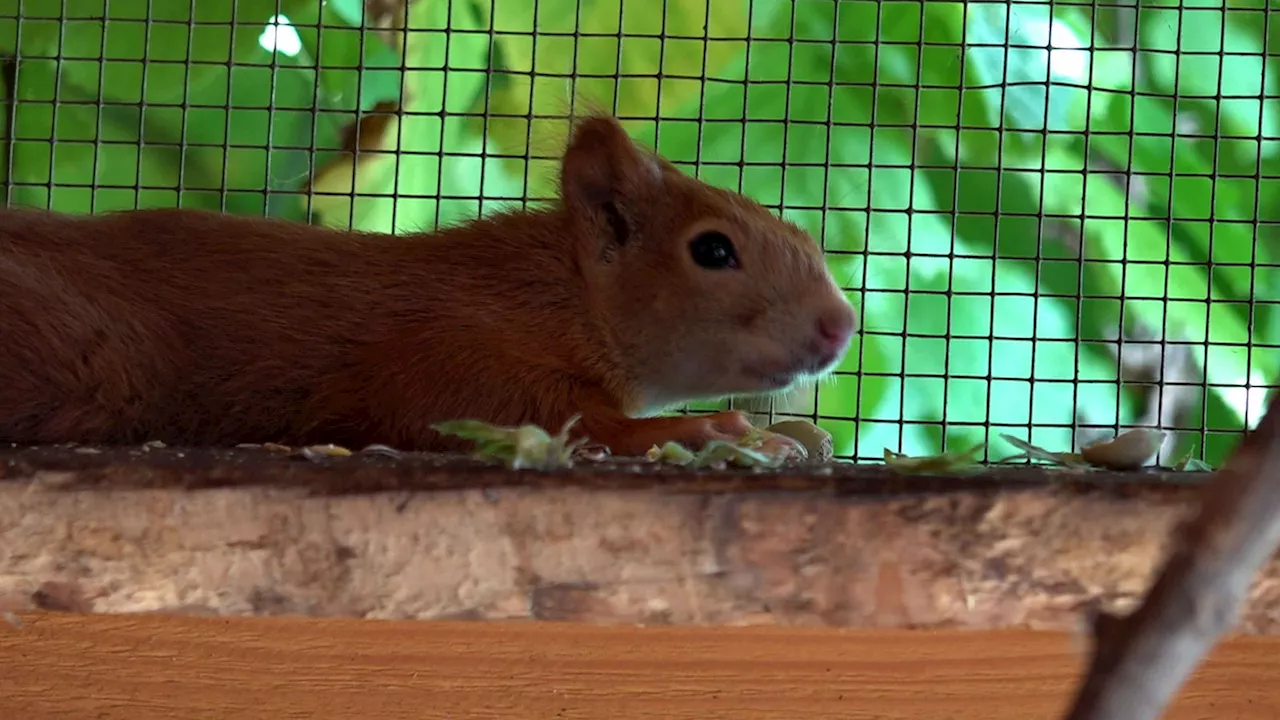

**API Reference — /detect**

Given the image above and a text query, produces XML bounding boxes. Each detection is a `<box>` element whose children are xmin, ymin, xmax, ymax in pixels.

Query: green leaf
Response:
<box><xmin>964</xmin><ymin>2</ymin><xmax>1101</xmax><ymax>138</ymax></box>
<box><xmin>645</xmin><ymin>433</ymin><xmax>795</xmax><ymax>469</ymax></box>
<box><xmin>647</xmin><ymin>441</ymin><xmax>698</xmax><ymax>466</ymax></box>
<box><xmin>1137</xmin><ymin>0</ymin><xmax>1279</xmax><ymax>141</ymax></box>
<box><xmin>284</xmin><ymin>0</ymin><xmax>403</xmax><ymax>115</ymax></box>
<box><xmin>477</xmin><ymin>0</ymin><xmax>777</xmax><ymax>198</ymax></box>
<box><xmin>310</xmin><ymin>0</ymin><xmax>525</xmax><ymax>232</ymax></box>
<box><xmin>821</xmin><ymin>81</ymin><xmax>1125</xmax><ymax>459</ymax></box>
<box><xmin>432</xmin><ymin>415</ymin><xmax>585</xmax><ymax>470</ymax></box>
<box><xmin>971</xmin><ymin>150</ymin><xmax>1135</xmax><ymax>434</ymax></box>
<box><xmin>689</xmin><ymin>440</ymin><xmax>787</xmax><ymax>469</ymax></box>
<box><xmin>325</xmin><ymin>0</ymin><xmax>374</xmax><ymax>30</ymax></box>
<box><xmin>1086</xmin><ymin>87</ymin><xmax>1274</xmax><ymax>369</ymax></box>
<box><xmin>830</xmin><ymin>1</ymin><xmax>1124</xmax><ymax>461</ymax></box>
<box><xmin>1</xmin><ymin>0</ymin><xmax>398</xmax><ymax>220</ymax></box>
<box><xmin>819</xmin><ymin>124</ymin><xmax>1130</xmax><ymax>461</ymax></box>
<box><xmin>1037</xmin><ymin>145</ymin><xmax>1255</xmax><ymax>427</ymax></box>
<box><xmin>1172</xmin><ymin>447</ymin><xmax>1214</xmax><ymax>472</ymax></box>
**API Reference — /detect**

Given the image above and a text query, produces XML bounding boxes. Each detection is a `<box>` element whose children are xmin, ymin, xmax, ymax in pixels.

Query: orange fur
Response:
<box><xmin>0</xmin><ymin>115</ymin><xmax>857</xmax><ymax>456</ymax></box>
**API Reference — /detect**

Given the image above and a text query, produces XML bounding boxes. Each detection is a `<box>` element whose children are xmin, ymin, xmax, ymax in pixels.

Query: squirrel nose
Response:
<box><xmin>816</xmin><ymin>302</ymin><xmax>857</xmax><ymax>351</ymax></box>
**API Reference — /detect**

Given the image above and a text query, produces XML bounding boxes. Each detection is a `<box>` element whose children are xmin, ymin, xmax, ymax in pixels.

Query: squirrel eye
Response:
<box><xmin>688</xmin><ymin>231</ymin><xmax>740</xmax><ymax>270</ymax></box>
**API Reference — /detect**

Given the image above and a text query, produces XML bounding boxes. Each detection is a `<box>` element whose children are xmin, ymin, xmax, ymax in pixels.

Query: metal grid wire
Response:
<box><xmin>1</xmin><ymin>0</ymin><xmax>1273</xmax><ymax>468</ymax></box>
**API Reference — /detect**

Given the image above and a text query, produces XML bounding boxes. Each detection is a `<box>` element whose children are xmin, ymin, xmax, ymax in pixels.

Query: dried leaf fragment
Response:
<box><xmin>997</xmin><ymin>434</ymin><xmax>1092</xmax><ymax>469</ymax></box>
<box><xmin>647</xmin><ymin>441</ymin><xmax>696</xmax><ymax>465</ymax></box>
<box><xmin>691</xmin><ymin>440</ymin><xmax>787</xmax><ymax>469</ymax></box>
<box><xmin>1172</xmin><ymin>447</ymin><xmax>1214</xmax><ymax>472</ymax></box>
<box><xmin>645</xmin><ymin>436</ymin><xmax>790</xmax><ymax>469</ymax></box>
<box><xmin>294</xmin><ymin>444</ymin><xmax>354</xmax><ymax>462</ymax></box>
<box><xmin>432</xmin><ymin>414</ymin><xmax>585</xmax><ymax>471</ymax></box>
<box><xmin>883</xmin><ymin>443</ymin><xmax>986</xmax><ymax>475</ymax></box>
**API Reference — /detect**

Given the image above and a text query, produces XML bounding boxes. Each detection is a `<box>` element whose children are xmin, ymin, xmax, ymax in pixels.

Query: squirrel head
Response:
<box><xmin>559</xmin><ymin>115</ymin><xmax>858</xmax><ymax>412</ymax></box>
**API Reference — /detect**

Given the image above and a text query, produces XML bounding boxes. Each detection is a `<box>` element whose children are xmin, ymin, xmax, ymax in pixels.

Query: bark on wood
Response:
<box><xmin>5</xmin><ymin>445</ymin><xmax>1274</xmax><ymax>632</ymax></box>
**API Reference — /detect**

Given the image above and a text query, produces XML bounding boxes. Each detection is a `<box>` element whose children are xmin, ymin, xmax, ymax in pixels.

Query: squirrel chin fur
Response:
<box><xmin>0</xmin><ymin>114</ymin><xmax>857</xmax><ymax>457</ymax></box>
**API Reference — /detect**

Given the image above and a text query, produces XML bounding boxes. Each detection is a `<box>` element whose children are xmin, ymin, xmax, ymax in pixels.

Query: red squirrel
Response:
<box><xmin>0</xmin><ymin>115</ymin><xmax>857</xmax><ymax>457</ymax></box>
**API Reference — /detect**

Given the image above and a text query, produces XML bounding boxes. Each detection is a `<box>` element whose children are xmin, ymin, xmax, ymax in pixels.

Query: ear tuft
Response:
<box><xmin>559</xmin><ymin>115</ymin><xmax>662</xmax><ymax>220</ymax></box>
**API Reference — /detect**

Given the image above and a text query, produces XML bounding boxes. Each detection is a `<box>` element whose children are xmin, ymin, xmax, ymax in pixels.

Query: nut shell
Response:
<box><xmin>1080</xmin><ymin>428</ymin><xmax>1167</xmax><ymax>470</ymax></box>
<box><xmin>765</xmin><ymin>419</ymin><xmax>833</xmax><ymax>462</ymax></box>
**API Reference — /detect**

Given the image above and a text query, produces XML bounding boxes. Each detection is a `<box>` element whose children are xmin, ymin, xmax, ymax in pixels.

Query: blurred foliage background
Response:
<box><xmin>1</xmin><ymin>0</ymin><xmax>1275</xmax><ymax>466</ymax></box>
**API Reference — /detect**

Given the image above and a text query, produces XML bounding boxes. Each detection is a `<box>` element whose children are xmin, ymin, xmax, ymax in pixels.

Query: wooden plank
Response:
<box><xmin>1</xmin><ymin>474</ymin><xmax>1268</xmax><ymax>632</ymax></box>
<box><xmin>2</xmin><ymin>613</ymin><xmax>1278</xmax><ymax>719</ymax></box>
<box><xmin>9</xmin><ymin>446</ymin><xmax>1280</xmax><ymax>636</ymax></box>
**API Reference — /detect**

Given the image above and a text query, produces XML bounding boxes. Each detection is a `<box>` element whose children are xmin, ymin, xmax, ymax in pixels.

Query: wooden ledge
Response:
<box><xmin>4</xmin><ymin>444</ymin><xmax>1273</xmax><ymax>633</ymax></box>
<box><xmin>4</xmin><ymin>612</ymin><xmax>1279</xmax><ymax>719</ymax></box>
<box><xmin>0</xmin><ymin>442</ymin><xmax>1206</xmax><ymax>494</ymax></box>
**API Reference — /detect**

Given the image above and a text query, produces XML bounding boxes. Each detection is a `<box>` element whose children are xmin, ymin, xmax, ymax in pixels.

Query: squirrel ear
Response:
<box><xmin>559</xmin><ymin>115</ymin><xmax>662</xmax><ymax>245</ymax></box>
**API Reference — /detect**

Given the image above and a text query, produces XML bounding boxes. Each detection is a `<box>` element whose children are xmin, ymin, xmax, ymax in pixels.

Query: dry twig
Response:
<box><xmin>1063</xmin><ymin>393</ymin><xmax>1280</xmax><ymax>720</ymax></box>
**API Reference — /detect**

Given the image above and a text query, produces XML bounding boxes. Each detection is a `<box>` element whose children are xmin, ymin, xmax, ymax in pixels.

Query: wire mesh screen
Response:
<box><xmin>1</xmin><ymin>0</ymin><xmax>1273</xmax><ymax>468</ymax></box>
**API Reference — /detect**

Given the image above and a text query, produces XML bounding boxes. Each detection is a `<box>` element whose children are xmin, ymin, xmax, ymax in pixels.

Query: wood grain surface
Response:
<box><xmin>2</xmin><ymin>612</ymin><xmax>1277</xmax><ymax>719</ymax></box>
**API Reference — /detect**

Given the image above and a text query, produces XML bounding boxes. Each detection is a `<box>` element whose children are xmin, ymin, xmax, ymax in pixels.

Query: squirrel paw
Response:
<box><xmin>586</xmin><ymin>409</ymin><xmax>804</xmax><ymax>459</ymax></box>
<box><xmin>750</xmin><ymin>428</ymin><xmax>807</xmax><ymax>460</ymax></box>
<box><xmin>694</xmin><ymin>411</ymin><xmax>806</xmax><ymax>460</ymax></box>
<box><xmin>685</xmin><ymin>410</ymin><xmax>755</xmax><ymax>442</ymax></box>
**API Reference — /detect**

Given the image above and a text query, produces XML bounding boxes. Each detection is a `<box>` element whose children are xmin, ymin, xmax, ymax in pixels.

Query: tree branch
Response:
<box><xmin>1063</xmin><ymin>392</ymin><xmax>1280</xmax><ymax>720</ymax></box>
